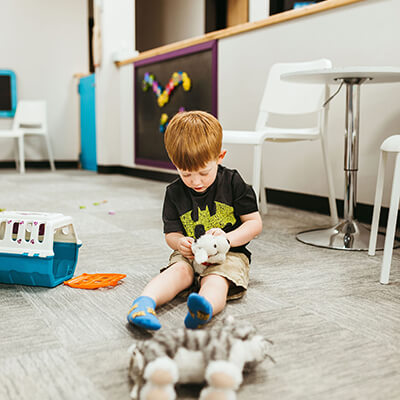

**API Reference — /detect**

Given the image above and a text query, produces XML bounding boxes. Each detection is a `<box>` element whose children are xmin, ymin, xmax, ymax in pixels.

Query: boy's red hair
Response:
<box><xmin>164</xmin><ymin>111</ymin><xmax>222</xmax><ymax>171</ymax></box>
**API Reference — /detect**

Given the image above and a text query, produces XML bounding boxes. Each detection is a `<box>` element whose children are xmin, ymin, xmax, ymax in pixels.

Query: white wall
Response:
<box><xmin>95</xmin><ymin>0</ymin><xmax>135</xmax><ymax>166</ymax></box>
<box><xmin>0</xmin><ymin>0</ymin><xmax>88</xmax><ymax>161</ymax></box>
<box><xmin>249</xmin><ymin>0</ymin><xmax>269</xmax><ymax>21</ymax></box>
<box><xmin>219</xmin><ymin>0</ymin><xmax>400</xmax><ymax>207</ymax></box>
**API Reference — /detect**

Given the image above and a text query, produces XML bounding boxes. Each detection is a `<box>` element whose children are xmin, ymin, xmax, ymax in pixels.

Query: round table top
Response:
<box><xmin>281</xmin><ymin>66</ymin><xmax>400</xmax><ymax>84</ymax></box>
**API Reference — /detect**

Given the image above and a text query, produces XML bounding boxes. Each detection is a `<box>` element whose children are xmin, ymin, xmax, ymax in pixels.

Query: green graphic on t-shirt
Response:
<box><xmin>180</xmin><ymin>201</ymin><xmax>236</xmax><ymax>238</ymax></box>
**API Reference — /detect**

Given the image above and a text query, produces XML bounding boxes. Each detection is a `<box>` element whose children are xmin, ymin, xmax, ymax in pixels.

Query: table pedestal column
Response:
<box><xmin>296</xmin><ymin>78</ymin><xmax>386</xmax><ymax>250</ymax></box>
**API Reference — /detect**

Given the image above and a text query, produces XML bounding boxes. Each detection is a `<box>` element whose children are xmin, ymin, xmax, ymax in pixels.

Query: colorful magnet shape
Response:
<box><xmin>160</xmin><ymin>113</ymin><xmax>169</xmax><ymax>133</ymax></box>
<box><xmin>142</xmin><ymin>71</ymin><xmax>192</xmax><ymax>108</ymax></box>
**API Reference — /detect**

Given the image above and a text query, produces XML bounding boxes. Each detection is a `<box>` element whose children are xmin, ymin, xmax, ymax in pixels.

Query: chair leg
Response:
<box><xmin>14</xmin><ymin>138</ymin><xmax>20</xmax><ymax>172</ymax></box>
<box><xmin>44</xmin><ymin>135</ymin><xmax>56</xmax><ymax>171</ymax></box>
<box><xmin>368</xmin><ymin>150</ymin><xmax>386</xmax><ymax>256</ymax></box>
<box><xmin>18</xmin><ymin>135</ymin><xmax>25</xmax><ymax>174</ymax></box>
<box><xmin>252</xmin><ymin>144</ymin><xmax>263</xmax><ymax>212</ymax></box>
<box><xmin>320</xmin><ymin>135</ymin><xmax>338</xmax><ymax>224</ymax></box>
<box><xmin>380</xmin><ymin>152</ymin><xmax>400</xmax><ymax>284</ymax></box>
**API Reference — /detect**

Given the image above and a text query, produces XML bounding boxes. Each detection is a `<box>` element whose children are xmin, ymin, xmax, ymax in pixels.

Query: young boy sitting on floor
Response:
<box><xmin>127</xmin><ymin>110</ymin><xmax>262</xmax><ymax>330</ymax></box>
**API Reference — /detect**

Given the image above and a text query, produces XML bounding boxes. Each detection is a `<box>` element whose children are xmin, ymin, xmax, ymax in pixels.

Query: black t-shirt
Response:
<box><xmin>162</xmin><ymin>165</ymin><xmax>258</xmax><ymax>261</ymax></box>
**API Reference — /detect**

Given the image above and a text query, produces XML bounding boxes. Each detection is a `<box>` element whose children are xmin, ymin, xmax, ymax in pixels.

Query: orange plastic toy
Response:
<box><xmin>64</xmin><ymin>273</ymin><xmax>126</xmax><ymax>289</ymax></box>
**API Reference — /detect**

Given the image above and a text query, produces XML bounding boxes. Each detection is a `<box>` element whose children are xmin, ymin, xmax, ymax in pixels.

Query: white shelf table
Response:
<box><xmin>282</xmin><ymin>67</ymin><xmax>400</xmax><ymax>250</ymax></box>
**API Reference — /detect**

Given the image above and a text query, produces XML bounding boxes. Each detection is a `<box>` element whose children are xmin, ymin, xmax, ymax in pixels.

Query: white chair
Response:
<box><xmin>368</xmin><ymin>135</ymin><xmax>400</xmax><ymax>284</ymax></box>
<box><xmin>0</xmin><ymin>100</ymin><xmax>55</xmax><ymax>173</ymax></box>
<box><xmin>222</xmin><ymin>59</ymin><xmax>338</xmax><ymax>223</ymax></box>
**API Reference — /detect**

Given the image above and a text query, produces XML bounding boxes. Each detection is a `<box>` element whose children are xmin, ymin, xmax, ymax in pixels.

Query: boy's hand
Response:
<box><xmin>206</xmin><ymin>228</ymin><xmax>227</xmax><ymax>238</ymax></box>
<box><xmin>178</xmin><ymin>236</ymin><xmax>194</xmax><ymax>259</ymax></box>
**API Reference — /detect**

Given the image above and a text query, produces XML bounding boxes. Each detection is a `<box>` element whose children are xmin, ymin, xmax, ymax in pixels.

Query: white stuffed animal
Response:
<box><xmin>128</xmin><ymin>316</ymin><xmax>273</xmax><ymax>400</ymax></box>
<box><xmin>191</xmin><ymin>234</ymin><xmax>230</xmax><ymax>274</ymax></box>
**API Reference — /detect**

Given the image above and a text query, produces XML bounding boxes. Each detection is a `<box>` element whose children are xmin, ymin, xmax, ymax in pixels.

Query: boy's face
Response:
<box><xmin>177</xmin><ymin>150</ymin><xmax>226</xmax><ymax>193</ymax></box>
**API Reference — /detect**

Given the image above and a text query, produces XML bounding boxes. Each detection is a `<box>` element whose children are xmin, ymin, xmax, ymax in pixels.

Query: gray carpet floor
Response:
<box><xmin>0</xmin><ymin>169</ymin><xmax>399</xmax><ymax>400</ymax></box>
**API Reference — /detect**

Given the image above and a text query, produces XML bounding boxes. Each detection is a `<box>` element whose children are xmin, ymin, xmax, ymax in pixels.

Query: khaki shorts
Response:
<box><xmin>161</xmin><ymin>250</ymin><xmax>250</xmax><ymax>300</ymax></box>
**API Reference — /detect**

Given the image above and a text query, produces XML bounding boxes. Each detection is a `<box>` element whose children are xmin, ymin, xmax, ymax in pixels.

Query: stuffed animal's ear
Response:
<box><xmin>194</xmin><ymin>248</ymin><xmax>208</xmax><ymax>264</ymax></box>
<box><xmin>129</xmin><ymin>345</ymin><xmax>145</xmax><ymax>375</ymax></box>
<box><xmin>127</xmin><ymin>343</ymin><xmax>137</xmax><ymax>355</ymax></box>
<box><xmin>191</xmin><ymin>241</ymin><xmax>199</xmax><ymax>253</ymax></box>
<box><xmin>215</xmin><ymin>236</ymin><xmax>230</xmax><ymax>254</ymax></box>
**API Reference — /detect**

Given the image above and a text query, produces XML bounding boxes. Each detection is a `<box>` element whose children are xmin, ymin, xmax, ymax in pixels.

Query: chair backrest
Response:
<box><xmin>256</xmin><ymin>59</ymin><xmax>332</xmax><ymax>130</ymax></box>
<box><xmin>12</xmin><ymin>100</ymin><xmax>47</xmax><ymax>131</ymax></box>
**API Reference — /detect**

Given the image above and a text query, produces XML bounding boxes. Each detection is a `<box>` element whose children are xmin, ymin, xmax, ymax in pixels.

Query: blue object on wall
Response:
<box><xmin>0</xmin><ymin>70</ymin><xmax>17</xmax><ymax>118</ymax></box>
<box><xmin>294</xmin><ymin>1</ymin><xmax>316</xmax><ymax>9</ymax></box>
<box><xmin>78</xmin><ymin>74</ymin><xmax>97</xmax><ymax>171</ymax></box>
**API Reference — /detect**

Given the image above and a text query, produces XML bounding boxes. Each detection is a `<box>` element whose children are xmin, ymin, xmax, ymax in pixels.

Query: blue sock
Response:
<box><xmin>184</xmin><ymin>293</ymin><xmax>213</xmax><ymax>329</ymax></box>
<box><xmin>127</xmin><ymin>296</ymin><xmax>161</xmax><ymax>330</ymax></box>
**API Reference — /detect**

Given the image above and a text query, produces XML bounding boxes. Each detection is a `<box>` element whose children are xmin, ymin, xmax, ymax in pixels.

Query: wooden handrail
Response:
<box><xmin>117</xmin><ymin>0</ymin><xmax>365</xmax><ymax>67</ymax></box>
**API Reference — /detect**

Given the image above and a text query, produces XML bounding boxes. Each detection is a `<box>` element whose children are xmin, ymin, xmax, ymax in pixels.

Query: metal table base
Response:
<box><xmin>297</xmin><ymin>219</ymin><xmax>386</xmax><ymax>251</ymax></box>
<box><xmin>298</xmin><ymin>78</ymin><xmax>377</xmax><ymax>250</ymax></box>
<box><xmin>281</xmin><ymin>67</ymin><xmax>400</xmax><ymax>251</ymax></box>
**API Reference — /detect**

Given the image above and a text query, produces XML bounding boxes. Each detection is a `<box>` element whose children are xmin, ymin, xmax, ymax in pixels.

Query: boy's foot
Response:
<box><xmin>184</xmin><ymin>293</ymin><xmax>213</xmax><ymax>329</ymax></box>
<box><xmin>127</xmin><ymin>296</ymin><xmax>161</xmax><ymax>330</ymax></box>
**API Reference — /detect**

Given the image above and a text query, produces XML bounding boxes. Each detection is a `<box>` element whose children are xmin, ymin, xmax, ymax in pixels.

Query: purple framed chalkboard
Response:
<box><xmin>134</xmin><ymin>40</ymin><xmax>218</xmax><ymax>169</ymax></box>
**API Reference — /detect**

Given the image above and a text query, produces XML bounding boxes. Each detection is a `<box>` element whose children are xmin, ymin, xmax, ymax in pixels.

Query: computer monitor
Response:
<box><xmin>0</xmin><ymin>70</ymin><xmax>17</xmax><ymax>118</ymax></box>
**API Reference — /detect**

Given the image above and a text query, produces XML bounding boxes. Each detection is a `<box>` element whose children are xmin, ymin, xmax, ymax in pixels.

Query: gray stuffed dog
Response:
<box><xmin>128</xmin><ymin>316</ymin><xmax>273</xmax><ymax>400</ymax></box>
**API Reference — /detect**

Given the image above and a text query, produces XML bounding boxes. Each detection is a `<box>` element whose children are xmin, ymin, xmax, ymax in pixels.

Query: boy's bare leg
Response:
<box><xmin>185</xmin><ymin>274</ymin><xmax>229</xmax><ymax>329</ymax></box>
<box><xmin>127</xmin><ymin>261</ymin><xmax>193</xmax><ymax>330</ymax></box>
<box><xmin>199</xmin><ymin>274</ymin><xmax>229</xmax><ymax>315</ymax></box>
<box><xmin>142</xmin><ymin>261</ymin><xmax>194</xmax><ymax>306</ymax></box>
